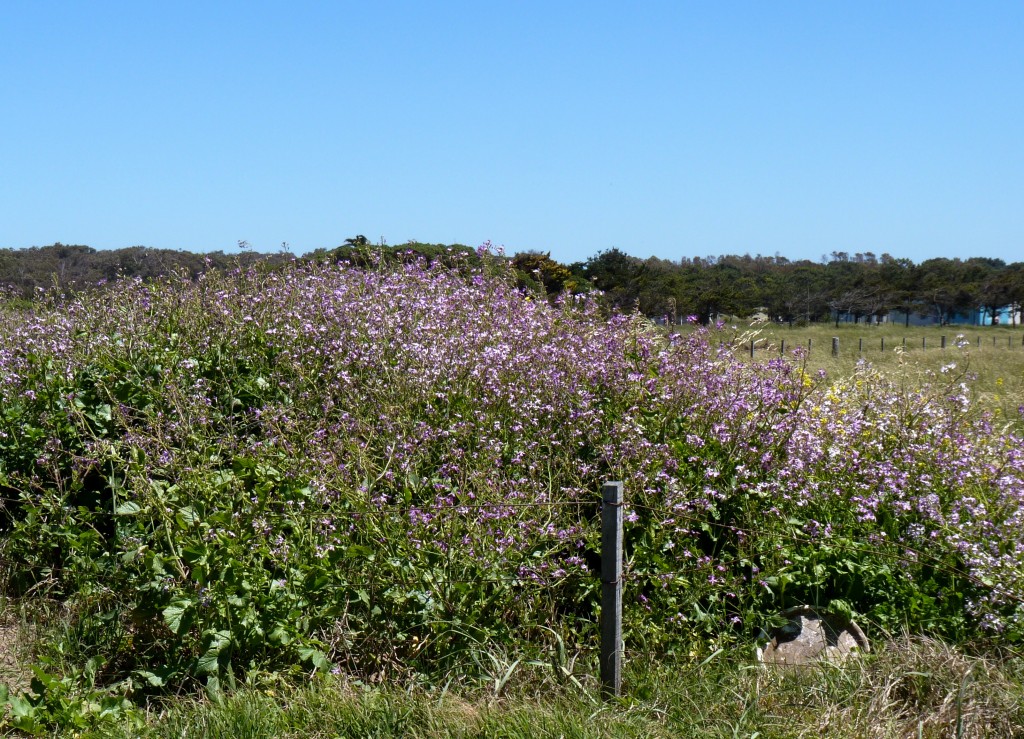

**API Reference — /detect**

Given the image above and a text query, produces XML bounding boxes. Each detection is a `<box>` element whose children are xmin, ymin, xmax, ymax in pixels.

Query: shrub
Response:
<box><xmin>0</xmin><ymin>252</ymin><xmax>1021</xmax><ymax>713</ymax></box>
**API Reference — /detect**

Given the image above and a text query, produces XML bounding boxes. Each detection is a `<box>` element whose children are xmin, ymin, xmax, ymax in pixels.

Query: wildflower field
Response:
<box><xmin>1</xmin><ymin>251</ymin><xmax>1023</xmax><ymax>734</ymax></box>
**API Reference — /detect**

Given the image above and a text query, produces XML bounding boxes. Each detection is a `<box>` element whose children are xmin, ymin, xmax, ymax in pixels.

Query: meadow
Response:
<box><xmin>0</xmin><ymin>251</ymin><xmax>1023</xmax><ymax>735</ymax></box>
<box><xmin>733</xmin><ymin>321</ymin><xmax>1024</xmax><ymax>434</ymax></box>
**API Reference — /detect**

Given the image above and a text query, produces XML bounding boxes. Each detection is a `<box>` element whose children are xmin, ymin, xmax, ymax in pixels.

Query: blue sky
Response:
<box><xmin>2</xmin><ymin>2</ymin><xmax>1022</xmax><ymax>265</ymax></box>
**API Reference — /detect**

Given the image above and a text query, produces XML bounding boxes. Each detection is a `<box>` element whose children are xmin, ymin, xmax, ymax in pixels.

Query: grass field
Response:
<box><xmin>720</xmin><ymin>322</ymin><xmax>1024</xmax><ymax>432</ymax></box>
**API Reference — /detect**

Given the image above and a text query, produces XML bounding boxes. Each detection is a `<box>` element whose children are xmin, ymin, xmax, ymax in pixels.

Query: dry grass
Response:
<box><xmin>710</xmin><ymin>321</ymin><xmax>1024</xmax><ymax>433</ymax></box>
<box><xmin>0</xmin><ymin>602</ymin><xmax>34</xmax><ymax>695</ymax></box>
<box><xmin>765</xmin><ymin>636</ymin><xmax>1024</xmax><ymax>738</ymax></box>
<box><xmin>100</xmin><ymin>637</ymin><xmax>1024</xmax><ymax>737</ymax></box>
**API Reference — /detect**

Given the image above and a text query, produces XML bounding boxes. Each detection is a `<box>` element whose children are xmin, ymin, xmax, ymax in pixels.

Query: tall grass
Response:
<box><xmin>95</xmin><ymin>637</ymin><xmax>1024</xmax><ymax>738</ymax></box>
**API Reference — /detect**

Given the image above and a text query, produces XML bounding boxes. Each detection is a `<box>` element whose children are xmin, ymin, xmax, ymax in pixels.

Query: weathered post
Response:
<box><xmin>601</xmin><ymin>481</ymin><xmax>623</xmax><ymax>699</ymax></box>
<box><xmin>780</xmin><ymin>339</ymin><xmax>786</xmax><ymax>356</ymax></box>
<box><xmin>941</xmin><ymin>335</ymin><xmax>946</xmax><ymax>350</ymax></box>
<box><xmin>881</xmin><ymin>337</ymin><xmax>885</xmax><ymax>351</ymax></box>
<box><xmin>750</xmin><ymin>339</ymin><xmax>755</xmax><ymax>359</ymax></box>
<box><xmin>831</xmin><ymin>337</ymin><xmax>839</xmax><ymax>357</ymax></box>
<box><xmin>858</xmin><ymin>338</ymin><xmax>863</xmax><ymax>353</ymax></box>
<box><xmin>923</xmin><ymin>337</ymin><xmax>927</xmax><ymax>349</ymax></box>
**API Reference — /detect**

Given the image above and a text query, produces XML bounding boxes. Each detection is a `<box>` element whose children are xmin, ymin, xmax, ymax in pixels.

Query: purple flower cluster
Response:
<box><xmin>1</xmin><ymin>252</ymin><xmax>1021</xmax><ymax>646</ymax></box>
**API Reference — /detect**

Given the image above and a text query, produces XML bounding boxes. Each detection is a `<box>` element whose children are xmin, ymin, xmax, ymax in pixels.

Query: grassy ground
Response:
<box><xmin>721</xmin><ymin>322</ymin><xmax>1024</xmax><ymax>431</ymax></box>
<box><xmin>4</xmin><ymin>602</ymin><xmax>1023</xmax><ymax>736</ymax></box>
<box><xmin>87</xmin><ymin>637</ymin><xmax>1024</xmax><ymax>738</ymax></box>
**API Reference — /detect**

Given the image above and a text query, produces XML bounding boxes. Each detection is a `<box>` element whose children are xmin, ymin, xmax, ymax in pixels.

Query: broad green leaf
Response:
<box><xmin>115</xmin><ymin>501</ymin><xmax>142</xmax><ymax>516</ymax></box>
<box><xmin>176</xmin><ymin>506</ymin><xmax>200</xmax><ymax>528</ymax></box>
<box><xmin>268</xmin><ymin>625</ymin><xmax>292</xmax><ymax>646</ymax></box>
<box><xmin>6</xmin><ymin>693</ymin><xmax>33</xmax><ymax>718</ymax></box>
<box><xmin>136</xmin><ymin>670</ymin><xmax>166</xmax><ymax>687</ymax></box>
<box><xmin>298</xmin><ymin>647</ymin><xmax>332</xmax><ymax>672</ymax></box>
<box><xmin>198</xmin><ymin>630</ymin><xmax>232</xmax><ymax>675</ymax></box>
<box><xmin>162</xmin><ymin>599</ymin><xmax>194</xmax><ymax>635</ymax></box>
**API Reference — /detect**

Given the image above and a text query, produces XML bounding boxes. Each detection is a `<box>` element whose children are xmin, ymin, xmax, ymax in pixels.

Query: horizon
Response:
<box><xmin>6</xmin><ymin>239</ymin><xmax>1022</xmax><ymax>270</ymax></box>
<box><xmin>3</xmin><ymin>3</ymin><xmax>1022</xmax><ymax>265</ymax></box>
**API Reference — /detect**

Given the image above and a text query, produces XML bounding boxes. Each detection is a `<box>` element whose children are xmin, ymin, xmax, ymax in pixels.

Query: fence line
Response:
<box><xmin>733</xmin><ymin>331</ymin><xmax>1024</xmax><ymax>357</ymax></box>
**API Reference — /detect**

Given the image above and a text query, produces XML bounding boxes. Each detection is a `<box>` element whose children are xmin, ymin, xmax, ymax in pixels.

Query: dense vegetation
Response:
<box><xmin>0</xmin><ymin>247</ymin><xmax>1022</xmax><ymax>733</ymax></box>
<box><xmin>577</xmin><ymin>249</ymin><xmax>1024</xmax><ymax>326</ymax></box>
<box><xmin>6</xmin><ymin>242</ymin><xmax>1023</xmax><ymax>327</ymax></box>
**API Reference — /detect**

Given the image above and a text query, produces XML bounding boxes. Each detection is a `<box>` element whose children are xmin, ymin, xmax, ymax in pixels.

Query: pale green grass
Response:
<box><xmin>717</xmin><ymin>322</ymin><xmax>1024</xmax><ymax>432</ymax></box>
<box><xmin>89</xmin><ymin>638</ymin><xmax>1024</xmax><ymax>738</ymax></box>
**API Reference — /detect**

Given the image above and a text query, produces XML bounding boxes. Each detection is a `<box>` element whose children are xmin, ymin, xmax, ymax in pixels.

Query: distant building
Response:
<box><xmin>886</xmin><ymin>305</ymin><xmax>1021</xmax><ymax>327</ymax></box>
<box><xmin>975</xmin><ymin>306</ymin><xmax>1022</xmax><ymax>326</ymax></box>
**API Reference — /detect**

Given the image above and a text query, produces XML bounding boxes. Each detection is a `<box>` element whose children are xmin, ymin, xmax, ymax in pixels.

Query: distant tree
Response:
<box><xmin>1003</xmin><ymin>263</ymin><xmax>1024</xmax><ymax>327</ymax></box>
<box><xmin>511</xmin><ymin>251</ymin><xmax>589</xmax><ymax>298</ymax></box>
<box><xmin>967</xmin><ymin>258</ymin><xmax>1010</xmax><ymax>325</ymax></box>
<box><xmin>582</xmin><ymin>248</ymin><xmax>645</xmax><ymax>311</ymax></box>
<box><xmin>916</xmin><ymin>258</ymin><xmax>981</xmax><ymax>325</ymax></box>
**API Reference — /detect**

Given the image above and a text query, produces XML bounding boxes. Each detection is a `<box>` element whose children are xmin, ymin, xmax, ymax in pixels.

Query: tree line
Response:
<box><xmin>0</xmin><ymin>243</ymin><xmax>286</xmax><ymax>298</ymax></box>
<box><xmin>567</xmin><ymin>249</ymin><xmax>1024</xmax><ymax>326</ymax></box>
<box><xmin>3</xmin><ymin>242</ymin><xmax>1022</xmax><ymax>327</ymax></box>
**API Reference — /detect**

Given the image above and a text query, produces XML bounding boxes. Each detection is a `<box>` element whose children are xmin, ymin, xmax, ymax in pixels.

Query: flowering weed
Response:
<box><xmin>0</xmin><ymin>254</ymin><xmax>1022</xmax><ymax>721</ymax></box>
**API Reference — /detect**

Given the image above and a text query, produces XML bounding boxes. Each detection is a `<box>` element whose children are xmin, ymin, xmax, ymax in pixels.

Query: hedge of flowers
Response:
<box><xmin>0</xmin><ymin>249</ymin><xmax>1022</xmax><ymax>701</ymax></box>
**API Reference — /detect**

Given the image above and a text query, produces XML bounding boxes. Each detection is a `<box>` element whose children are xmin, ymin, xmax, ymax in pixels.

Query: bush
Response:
<box><xmin>0</xmin><ymin>253</ymin><xmax>1022</xmax><ymax>718</ymax></box>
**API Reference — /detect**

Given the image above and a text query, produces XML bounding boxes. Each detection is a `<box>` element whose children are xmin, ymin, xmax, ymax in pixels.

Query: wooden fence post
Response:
<box><xmin>831</xmin><ymin>337</ymin><xmax>839</xmax><ymax>357</ymax></box>
<box><xmin>750</xmin><ymin>339</ymin><xmax>755</xmax><ymax>359</ymax></box>
<box><xmin>941</xmin><ymin>335</ymin><xmax>946</xmax><ymax>350</ymax></box>
<box><xmin>780</xmin><ymin>339</ymin><xmax>786</xmax><ymax>356</ymax></box>
<box><xmin>601</xmin><ymin>481</ymin><xmax>624</xmax><ymax>699</ymax></box>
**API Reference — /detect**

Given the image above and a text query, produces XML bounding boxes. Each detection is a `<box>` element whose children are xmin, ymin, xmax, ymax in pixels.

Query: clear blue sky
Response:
<box><xmin>2</xmin><ymin>2</ymin><xmax>1022</xmax><ymax>265</ymax></box>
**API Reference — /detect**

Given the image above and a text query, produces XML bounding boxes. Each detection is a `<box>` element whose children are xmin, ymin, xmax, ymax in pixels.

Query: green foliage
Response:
<box><xmin>0</xmin><ymin>257</ymin><xmax>1021</xmax><ymax>735</ymax></box>
<box><xmin>511</xmin><ymin>251</ymin><xmax>590</xmax><ymax>299</ymax></box>
<box><xmin>0</xmin><ymin>660</ymin><xmax>139</xmax><ymax>736</ymax></box>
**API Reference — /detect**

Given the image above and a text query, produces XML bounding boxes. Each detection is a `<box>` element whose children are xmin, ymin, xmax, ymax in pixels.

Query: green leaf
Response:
<box><xmin>162</xmin><ymin>599</ymin><xmax>195</xmax><ymax>635</ymax></box>
<box><xmin>829</xmin><ymin>599</ymin><xmax>854</xmax><ymax>621</ymax></box>
<box><xmin>268</xmin><ymin>625</ymin><xmax>293</xmax><ymax>646</ymax></box>
<box><xmin>7</xmin><ymin>692</ymin><xmax>35</xmax><ymax>718</ymax></box>
<box><xmin>298</xmin><ymin>647</ymin><xmax>332</xmax><ymax>672</ymax></box>
<box><xmin>198</xmin><ymin>630</ymin><xmax>232</xmax><ymax>675</ymax></box>
<box><xmin>135</xmin><ymin>670</ymin><xmax>166</xmax><ymax>687</ymax></box>
<box><xmin>205</xmin><ymin>675</ymin><xmax>223</xmax><ymax>704</ymax></box>
<box><xmin>115</xmin><ymin>501</ymin><xmax>142</xmax><ymax>516</ymax></box>
<box><xmin>176</xmin><ymin>506</ymin><xmax>200</xmax><ymax>528</ymax></box>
